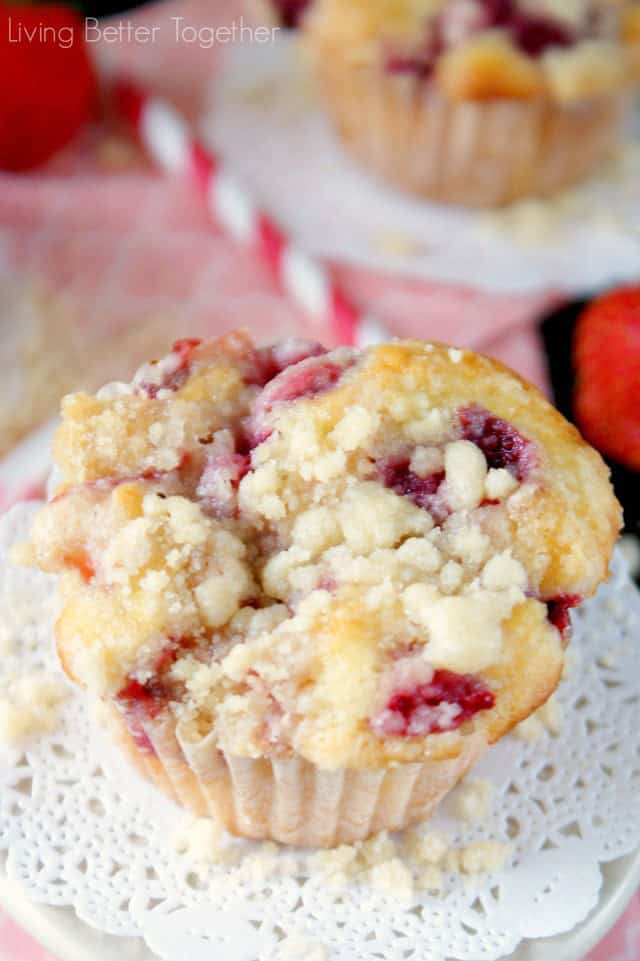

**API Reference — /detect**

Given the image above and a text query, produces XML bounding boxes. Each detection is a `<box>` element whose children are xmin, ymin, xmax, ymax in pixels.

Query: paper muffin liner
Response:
<box><xmin>312</xmin><ymin>58</ymin><xmax>626</xmax><ymax>207</ymax></box>
<box><xmin>104</xmin><ymin>703</ymin><xmax>488</xmax><ymax>847</ymax></box>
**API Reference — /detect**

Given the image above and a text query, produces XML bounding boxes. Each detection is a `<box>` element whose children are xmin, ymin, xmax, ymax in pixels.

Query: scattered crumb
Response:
<box><xmin>173</xmin><ymin>817</ymin><xmax>224</xmax><ymax>863</ymax></box>
<box><xmin>444</xmin><ymin>848</ymin><xmax>462</xmax><ymax>873</ymax></box>
<box><xmin>373</xmin><ymin>229</ymin><xmax>424</xmax><ymax>258</ymax></box>
<box><xmin>513</xmin><ymin>714</ymin><xmax>544</xmax><ymax>742</ymax></box>
<box><xmin>307</xmin><ymin>825</ymin><xmax>509</xmax><ymax>896</ymax></box>
<box><xmin>307</xmin><ymin>844</ymin><xmax>359</xmax><ymax>881</ymax></box>
<box><xmin>535</xmin><ymin>697</ymin><xmax>562</xmax><ymax>735</ymax></box>
<box><xmin>240</xmin><ymin>841</ymin><xmax>281</xmax><ymax>882</ymax></box>
<box><xmin>476</xmin><ymin>140</ymin><xmax>639</xmax><ymax>249</ymax></box>
<box><xmin>416</xmin><ymin>864</ymin><xmax>443</xmax><ymax>893</ymax></box>
<box><xmin>273</xmin><ymin>935</ymin><xmax>328</xmax><ymax>961</ymax></box>
<box><xmin>0</xmin><ymin>672</ymin><xmax>68</xmax><ymax>746</ymax></box>
<box><xmin>369</xmin><ymin>857</ymin><xmax>414</xmax><ymax>900</ymax></box>
<box><xmin>477</xmin><ymin>200</ymin><xmax>563</xmax><ymax>246</ymax></box>
<box><xmin>9</xmin><ymin>542</ymin><xmax>35</xmax><ymax>566</ymax></box>
<box><xmin>447</xmin><ymin>348</ymin><xmax>463</xmax><ymax>364</ymax></box>
<box><xmin>172</xmin><ymin>823</ymin><xmax>511</xmax><ymax>898</ymax></box>
<box><xmin>514</xmin><ymin>696</ymin><xmax>562</xmax><ymax>741</ymax></box>
<box><xmin>451</xmin><ymin>779</ymin><xmax>494</xmax><ymax>823</ymax></box>
<box><xmin>460</xmin><ymin>841</ymin><xmax>511</xmax><ymax>875</ymax></box>
<box><xmin>403</xmin><ymin>829</ymin><xmax>449</xmax><ymax>866</ymax></box>
<box><xmin>598</xmin><ymin>651</ymin><xmax>617</xmax><ymax>668</ymax></box>
<box><xmin>358</xmin><ymin>831</ymin><xmax>397</xmax><ymax>867</ymax></box>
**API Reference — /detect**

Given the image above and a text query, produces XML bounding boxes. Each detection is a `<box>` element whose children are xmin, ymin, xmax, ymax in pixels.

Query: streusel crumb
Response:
<box><xmin>0</xmin><ymin>672</ymin><xmax>67</xmax><ymax>746</ymax></box>
<box><xmin>513</xmin><ymin>694</ymin><xmax>562</xmax><ymax>741</ymax></box>
<box><xmin>451</xmin><ymin>778</ymin><xmax>494</xmax><ymax>822</ymax></box>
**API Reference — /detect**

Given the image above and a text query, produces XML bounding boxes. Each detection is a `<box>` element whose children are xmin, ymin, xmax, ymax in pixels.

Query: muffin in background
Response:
<box><xmin>29</xmin><ymin>334</ymin><xmax>620</xmax><ymax>846</ymax></box>
<box><xmin>305</xmin><ymin>0</ymin><xmax>639</xmax><ymax>207</ymax></box>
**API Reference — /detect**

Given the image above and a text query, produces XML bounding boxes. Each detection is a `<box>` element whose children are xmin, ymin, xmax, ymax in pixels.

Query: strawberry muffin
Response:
<box><xmin>29</xmin><ymin>333</ymin><xmax>620</xmax><ymax>846</ymax></box>
<box><xmin>305</xmin><ymin>0</ymin><xmax>640</xmax><ymax>206</ymax></box>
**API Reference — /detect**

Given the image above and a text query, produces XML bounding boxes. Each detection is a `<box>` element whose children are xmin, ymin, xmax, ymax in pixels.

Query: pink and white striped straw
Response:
<box><xmin>113</xmin><ymin>79</ymin><xmax>390</xmax><ymax>348</ymax></box>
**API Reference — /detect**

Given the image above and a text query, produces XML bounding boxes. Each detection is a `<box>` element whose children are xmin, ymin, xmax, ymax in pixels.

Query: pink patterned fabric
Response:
<box><xmin>0</xmin><ymin>1</ymin><xmax>635</xmax><ymax>957</ymax></box>
<box><xmin>587</xmin><ymin>897</ymin><xmax>640</xmax><ymax>961</ymax></box>
<box><xmin>0</xmin><ymin>913</ymin><xmax>56</xmax><ymax>961</ymax></box>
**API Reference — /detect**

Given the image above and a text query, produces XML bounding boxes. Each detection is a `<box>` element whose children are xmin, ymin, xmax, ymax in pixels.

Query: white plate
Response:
<box><xmin>1</xmin><ymin>847</ymin><xmax>638</xmax><ymax>961</ymax></box>
<box><xmin>204</xmin><ymin>37</ymin><xmax>640</xmax><ymax>296</ymax></box>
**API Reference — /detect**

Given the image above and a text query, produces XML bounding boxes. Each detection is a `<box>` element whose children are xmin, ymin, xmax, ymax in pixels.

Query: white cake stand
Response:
<box><xmin>1</xmin><ymin>848</ymin><xmax>638</xmax><ymax>961</ymax></box>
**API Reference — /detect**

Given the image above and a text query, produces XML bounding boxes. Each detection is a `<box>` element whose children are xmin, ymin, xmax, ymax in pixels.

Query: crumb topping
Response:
<box><xmin>0</xmin><ymin>671</ymin><xmax>68</xmax><ymax>746</ymax></box>
<box><xmin>513</xmin><ymin>692</ymin><xmax>562</xmax><ymax>740</ymax></box>
<box><xmin>30</xmin><ymin>334</ymin><xmax>619</xmax><ymax>767</ymax></box>
<box><xmin>451</xmin><ymin>777</ymin><xmax>494</xmax><ymax>821</ymax></box>
<box><xmin>175</xmin><ymin>817</ymin><xmax>512</xmax><ymax>898</ymax></box>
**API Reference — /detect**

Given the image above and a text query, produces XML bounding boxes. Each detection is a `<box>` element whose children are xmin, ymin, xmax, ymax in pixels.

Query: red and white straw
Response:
<box><xmin>113</xmin><ymin>79</ymin><xmax>389</xmax><ymax>348</ymax></box>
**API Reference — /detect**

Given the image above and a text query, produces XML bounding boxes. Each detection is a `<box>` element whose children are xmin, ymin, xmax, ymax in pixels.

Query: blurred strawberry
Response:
<box><xmin>574</xmin><ymin>286</ymin><xmax>640</xmax><ymax>471</ymax></box>
<box><xmin>272</xmin><ymin>0</ymin><xmax>312</xmax><ymax>28</ymax></box>
<box><xmin>0</xmin><ymin>4</ymin><xmax>97</xmax><ymax>171</ymax></box>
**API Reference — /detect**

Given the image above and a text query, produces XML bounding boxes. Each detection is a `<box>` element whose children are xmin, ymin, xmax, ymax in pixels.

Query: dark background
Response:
<box><xmin>83</xmin><ymin>0</ymin><xmax>146</xmax><ymax>15</ymax></box>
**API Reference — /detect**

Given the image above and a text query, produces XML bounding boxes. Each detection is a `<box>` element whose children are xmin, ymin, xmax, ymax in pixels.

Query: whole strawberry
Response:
<box><xmin>574</xmin><ymin>286</ymin><xmax>640</xmax><ymax>471</ymax></box>
<box><xmin>0</xmin><ymin>4</ymin><xmax>97</xmax><ymax>171</ymax></box>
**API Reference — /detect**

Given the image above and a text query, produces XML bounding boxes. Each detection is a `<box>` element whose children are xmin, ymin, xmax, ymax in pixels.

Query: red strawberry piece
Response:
<box><xmin>197</xmin><ymin>449</ymin><xmax>251</xmax><ymax>517</ymax></box>
<box><xmin>137</xmin><ymin>338</ymin><xmax>202</xmax><ymax>398</ymax></box>
<box><xmin>378</xmin><ymin>456</ymin><xmax>448</xmax><ymax>523</ymax></box>
<box><xmin>117</xmin><ymin>677</ymin><xmax>168</xmax><ymax>754</ymax></box>
<box><xmin>116</xmin><ymin>637</ymin><xmax>194</xmax><ymax>753</ymax></box>
<box><xmin>574</xmin><ymin>287</ymin><xmax>640</xmax><ymax>472</ymax></box>
<box><xmin>372</xmin><ymin>669</ymin><xmax>495</xmax><ymax>738</ymax></box>
<box><xmin>460</xmin><ymin>404</ymin><xmax>534</xmax><ymax>481</ymax></box>
<box><xmin>385</xmin><ymin>0</ymin><xmax>574</xmax><ymax>77</ymax></box>
<box><xmin>0</xmin><ymin>5</ymin><xmax>98</xmax><ymax>172</ymax></box>
<box><xmin>508</xmin><ymin>12</ymin><xmax>574</xmax><ymax>56</ymax></box>
<box><xmin>247</xmin><ymin>338</ymin><xmax>327</xmax><ymax>387</ymax></box>
<box><xmin>545</xmin><ymin>593</ymin><xmax>581</xmax><ymax>641</ymax></box>
<box><xmin>480</xmin><ymin>0</ymin><xmax>575</xmax><ymax>56</ymax></box>
<box><xmin>259</xmin><ymin>356</ymin><xmax>347</xmax><ymax>409</ymax></box>
<box><xmin>251</xmin><ymin>353</ymin><xmax>353</xmax><ymax>445</ymax></box>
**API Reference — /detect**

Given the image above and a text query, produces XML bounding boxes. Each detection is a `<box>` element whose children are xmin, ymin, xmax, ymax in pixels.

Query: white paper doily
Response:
<box><xmin>1</xmin><ymin>501</ymin><xmax>640</xmax><ymax>961</ymax></box>
<box><xmin>203</xmin><ymin>36</ymin><xmax>640</xmax><ymax>296</ymax></box>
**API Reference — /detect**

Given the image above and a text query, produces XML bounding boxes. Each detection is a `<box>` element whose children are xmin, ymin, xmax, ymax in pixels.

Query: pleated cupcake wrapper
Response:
<box><xmin>314</xmin><ymin>58</ymin><xmax>625</xmax><ymax>206</ymax></box>
<box><xmin>104</xmin><ymin>702</ymin><xmax>487</xmax><ymax>847</ymax></box>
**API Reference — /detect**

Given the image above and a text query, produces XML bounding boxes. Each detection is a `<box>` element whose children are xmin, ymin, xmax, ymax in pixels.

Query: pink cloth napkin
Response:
<box><xmin>0</xmin><ymin>1</ymin><xmax>634</xmax><ymax>957</ymax></box>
